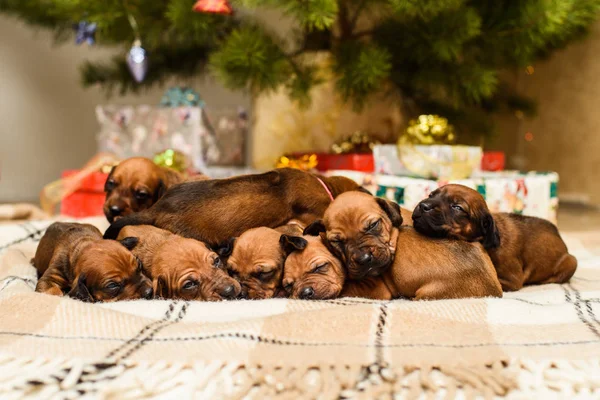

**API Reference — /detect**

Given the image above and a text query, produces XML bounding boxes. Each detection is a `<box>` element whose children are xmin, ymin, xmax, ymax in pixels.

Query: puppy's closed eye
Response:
<box><xmin>134</xmin><ymin>190</ymin><xmax>150</xmax><ymax>201</ymax></box>
<box><xmin>311</xmin><ymin>263</ymin><xmax>329</xmax><ymax>274</ymax></box>
<box><xmin>451</xmin><ymin>204</ymin><xmax>465</xmax><ymax>213</ymax></box>
<box><xmin>182</xmin><ymin>280</ymin><xmax>199</xmax><ymax>291</ymax></box>
<box><xmin>104</xmin><ymin>281</ymin><xmax>122</xmax><ymax>296</ymax></box>
<box><xmin>258</xmin><ymin>270</ymin><xmax>275</xmax><ymax>282</ymax></box>
<box><xmin>104</xmin><ymin>179</ymin><xmax>116</xmax><ymax>192</ymax></box>
<box><xmin>367</xmin><ymin>219</ymin><xmax>381</xmax><ymax>232</ymax></box>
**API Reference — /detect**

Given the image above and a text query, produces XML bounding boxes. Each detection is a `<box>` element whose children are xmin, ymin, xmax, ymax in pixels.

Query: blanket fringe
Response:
<box><xmin>1</xmin><ymin>355</ymin><xmax>600</xmax><ymax>399</ymax></box>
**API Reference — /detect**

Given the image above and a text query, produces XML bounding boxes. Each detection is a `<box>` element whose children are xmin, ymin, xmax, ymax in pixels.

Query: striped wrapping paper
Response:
<box><xmin>327</xmin><ymin>170</ymin><xmax>560</xmax><ymax>224</ymax></box>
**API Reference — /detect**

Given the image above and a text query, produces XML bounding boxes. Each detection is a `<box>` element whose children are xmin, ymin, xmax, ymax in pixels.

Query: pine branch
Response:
<box><xmin>332</xmin><ymin>42</ymin><xmax>392</xmax><ymax>109</ymax></box>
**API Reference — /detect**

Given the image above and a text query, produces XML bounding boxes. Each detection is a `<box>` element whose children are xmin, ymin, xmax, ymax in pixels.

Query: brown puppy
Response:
<box><xmin>303</xmin><ymin>192</ymin><xmax>502</xmax><ymax>300</ymax></box>
<box><xmin>412</xmin><ymin>184</ymin><xmax>577</xmax><ymax>291</ymax></box>
<box><xmin>303</xmin><ymin>192</ymin><xmax>412</xmax><ymax>280</ymax></box>
<box><xmin>117</xmin><ymin>225</ymin><xmax>240</xmax><ymax>301</ymax></box>
<box><xmin>217</xmin><ymin>227</ymin><xmax>307</xmax><ymax>299</ymax></box>
<box><xmin>33</xmin><ymin>222</ymin><xmax>153</xmax><ymax>302</ymax></box>
<box><xmin>103</xmin><ymin>157</ymin><xmax>187</xmax><ymax>223</ymax></box>
<box><xmin>283</xmin><ymin>236</ymin><xmax>346</xmax><ymax>299</ymax></box>
<box><xmin>104</xmin><ymin>168</ymin><xmax>361</xmax><ymax>246</ymax></box>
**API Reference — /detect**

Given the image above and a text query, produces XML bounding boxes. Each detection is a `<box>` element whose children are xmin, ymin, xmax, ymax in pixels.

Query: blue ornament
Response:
<box><xmin>73</xmin><ymin>21</ymin><xmax>97</xmax><ymax>45</ymax></box>
<box><xmin>159</xmin><ymin>87</ymin><xmax>205</xmax><ymax>108</ymax></box>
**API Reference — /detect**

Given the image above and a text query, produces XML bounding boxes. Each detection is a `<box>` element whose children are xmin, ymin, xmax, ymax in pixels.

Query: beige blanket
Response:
<box><xmin>0</xmin><ymin>218</ymin><xmax>599</xmax><ymax>399</ymax></box>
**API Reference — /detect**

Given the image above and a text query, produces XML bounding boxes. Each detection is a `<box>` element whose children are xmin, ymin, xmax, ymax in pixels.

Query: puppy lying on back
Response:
<box><xmin>104</xmin><ymin>157</ymin><xmax>208</xmax><ymax>223</ymax></box>
<box><xmin>104</xmin><ymin>168</ymin><xmax>361</xmax><ymax>246</ymax></box>
<box><xmin>412</xmin><ymin>184</ymin><xmax>577</xmax><ymax>291</ymax></box>
<box><xmin>303</xmin><ymin>192</ymin><xmax>502</xmax><ymax>300</ymax></box>
<box><xmin>117</xmin><ymin>225</ymin><xmax>240</xmax><ymax>301</ymax></box>
<box><xmin>32</xmin><ymin>222</ymin><xmax>152</xmax><ymax>302</ymax></box>
<box><xmin>217</xmin><ymin>227</ymin><xmax>307</xmax><ymax>299</ymax></box>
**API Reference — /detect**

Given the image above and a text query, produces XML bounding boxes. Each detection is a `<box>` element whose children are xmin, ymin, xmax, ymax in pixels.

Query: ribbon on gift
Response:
<box><xmin>276</xmin><ymin>154</ymin><xmax>318</xmax><ymax>171</ymax></box>
<box><xmin>40</xmin><ymin>153</ymin><xmax>120</xmax><ymax>215</ymax></box>
<box><xmin>331</xmin><ymin>131</ymin><xmax>380</xmax><ymax>154</ymax></box>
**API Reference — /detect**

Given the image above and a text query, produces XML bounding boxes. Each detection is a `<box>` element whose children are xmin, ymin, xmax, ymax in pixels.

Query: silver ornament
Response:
<box><xmin>126</xmin><ymin>39</ymin><xmax>148</xmax><ymax>83</ymax></box>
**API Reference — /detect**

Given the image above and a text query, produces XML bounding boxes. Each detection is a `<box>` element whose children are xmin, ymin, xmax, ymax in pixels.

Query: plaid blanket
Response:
<box><xmin>0</xmin><ymin>218</ymin><xmax>599</xmax><ymax>399</ymax></box>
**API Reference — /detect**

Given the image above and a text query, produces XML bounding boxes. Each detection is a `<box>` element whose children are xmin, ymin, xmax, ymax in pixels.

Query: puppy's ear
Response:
<box><xmin>153</xmin><ymin>277</ymin><xmax>168</xmax><ymax>299</ymax></box>
<box><xmin>356</xmin><ymin>187</ymin><xmax>372</xmax><ymax>195</ymax></box>
<box><xmin>154</xmin><ymin>179</ymin><xmax>166</xmax><ymax>202</ymax></box>
<box><xmin>303</xmin><ymin>220</ymin><xmax>326</xmax><ymax>236</ymax></box>
<box><xmin>481</xmin><ymin>213</ymin><xmax>500</xmax><ymax>249</ymax></box>
<box><xmin>280</xmin><ymin>235</ymin><xmax>308</xmax><ymax>255</ymax></box>
<box><xmin>68</xmin><ymin>274</ymin><xmax>94</xmax><ymax>303</ymax></box>
<box><xmin>215</xmin><ymin>237</ymin><xmax>236</xmax><ymax>258</ymax></box>
<box><xmin>375</xmin><ymin>198</ymin><xmax>403</xmax><ymax>228</ymax></box>
<box><xmin>119</xmin><ymin>237</ymin><xmax>139</xmax><ymax>250</ymax></box>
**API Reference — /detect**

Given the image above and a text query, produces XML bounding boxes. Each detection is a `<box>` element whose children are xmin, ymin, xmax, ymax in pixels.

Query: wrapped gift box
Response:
<box><xmin>327</xmin><ymin>170</ymin><xmax>559</xmax><ymax>224</ymax></box>
<box><xmin>60</xmin><ymin>170</ymin><xmax>108</xmax><ymax>218</ymax></box>
<box><xmin>373</xmin><ymin>144</ymin><xmax>482</xmax><ymax>179</ymax></box>
<box><xmin>316</xmin><ymin>153</ymin><xmax>374</xmax><ymax>172</ymax></box>
<box><xmin>287</xmin><ymin>152</ymin><xmax>374</xmax><ymax>172</ymax></box>
<box><xmin>96</xmin><ymin>105</ymin><xmax>239</xmax><ymax>173</ymax></box>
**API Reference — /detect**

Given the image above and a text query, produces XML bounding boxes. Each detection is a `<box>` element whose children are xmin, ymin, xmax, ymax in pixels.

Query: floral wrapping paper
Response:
<box><xmin>96</xmin><ymin>105</ymin><xmax>220</xmax><ymax>172</ymax></box>
<box><xmin>327</xmin><ymin>170</ymin><xmax>559</xmax><ymax>224</ymax></box>
<box><xmin>96</xmin><ymin>106</ymin><xmax>248</xmax><ymax>170</ymax></box>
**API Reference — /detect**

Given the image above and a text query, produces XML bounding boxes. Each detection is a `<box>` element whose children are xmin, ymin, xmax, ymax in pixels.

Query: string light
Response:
<box><xmin>525</xmin><ymin>132</ymin><xmax>534</xmax><ymax>142</ymax></box>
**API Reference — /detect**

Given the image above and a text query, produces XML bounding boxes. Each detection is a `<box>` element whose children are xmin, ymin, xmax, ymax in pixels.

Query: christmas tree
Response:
<box><xmin>2</xmin><ymin>0</ymin><xmax>599</xmax><ymax>137</ymax></box>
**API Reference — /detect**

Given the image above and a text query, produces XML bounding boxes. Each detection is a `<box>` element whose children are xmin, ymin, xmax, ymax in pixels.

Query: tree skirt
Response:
<box><xmin>0</xmin><ymin>219</ymin><xmax>599</xmax><ymax>399</ymax></box>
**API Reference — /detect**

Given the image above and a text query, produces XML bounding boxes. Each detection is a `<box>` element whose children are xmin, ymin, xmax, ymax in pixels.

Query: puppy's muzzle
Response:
<box><xmin>141</xmin><ymin>286</ymin><xmax>153</xmax><ymax>300</ymax></box>
<box><xmin>299</xmin><ymin>286</ymin><xmax>315</xmax><ymax>300</ymax></box>
<box><xmin>220</xmin><ymin>284</ymin><xmax>238</xmax><ymax>300</ymax></box>
<box><xmin>109</xmin><ymin>205</ymin><xmax>123</xmax><ymax>217</ymax></box>
<box><xmin>353</xmin><ymin>251</ymin><xmax>373</xmax><ymax>266</ymax></box>
<box><xmin>419</xmin><ymin>201</ymin><xmax>435</xmax><ymax>213</ymax></box>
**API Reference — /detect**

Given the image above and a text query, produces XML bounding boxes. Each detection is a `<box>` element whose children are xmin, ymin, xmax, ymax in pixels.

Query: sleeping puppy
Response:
<box><xmin>412</xmin><ymin>184</ymin><xmax>577</xmax><ymax>291</ymax></box>
<box><xmin>104</xmin><ymin>168</ymin><xmax>361</xmax><ymax>246</ymax></box>
<box><xmin>303</xmin><ymin>192</ymin><xmax>502</xmax><ymax>300</ymax></box>
<box><xmin>117</xmin><ymin>225</ymin><xmax>240</xmax><ymax>301</ymax></box>
<box><xmin>304</xmin><ymin>192</ymin><xmax>412</xmax><ymax>281</ymax></box>
<box><xmin>217</xmin><ymin>227</ymin><xmax>307</xmax><ymax>299</ymax></box>
<box><xmin>32</xmin><ymin>222</ymin><xmax>152</xmax><ymax>302</ymax></box>
<box><xmin>283</xmin><ymin>236</ymin><xmax>346</xmax><ymax>299</ymax></box>
<box><xmin>104</xmin><ymin>157</ymin><xmax>190</xmax><ymax>223</ymax></box>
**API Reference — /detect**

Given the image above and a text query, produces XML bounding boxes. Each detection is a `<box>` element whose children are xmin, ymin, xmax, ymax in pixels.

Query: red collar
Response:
<box><xmin>315</xmin><ymin>176</ymin><xmax>334</xmax><ymax>202</ymax></box>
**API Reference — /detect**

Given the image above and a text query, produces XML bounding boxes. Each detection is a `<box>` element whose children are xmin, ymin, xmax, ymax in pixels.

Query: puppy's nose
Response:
<box><xmin>220</xmin><ymin>285</ymin><xmax>237</xmax><ymax>300</ymax></box>
<box><xmin>109</xmin><ymin>205</ymin><xmax>122</xmax><ymax>216</ymax></box>
<box><xmin>355</xmin><ymin>252</ymin><xmax>373</xmax><ymax>266</ymax></box>
<box><xmin>299</xmin><ymin>287</ymin><xmax>315</xmax><ymax>299</ymax></box>
<box><xmin>420</xmin><ymin>201</ymin><xmax>434</xmax><ymax>212</ymax></box>
<box><xmin>142</xmin><ymin>287</ymin><xmax>153</xmax><ymax>300</ymax></box>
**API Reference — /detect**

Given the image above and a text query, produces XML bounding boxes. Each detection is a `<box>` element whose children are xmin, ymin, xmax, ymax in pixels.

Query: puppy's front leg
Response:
<box><xmin>36</xmin><ymin>253</ymin><xmax>69</xmax><ymax>296</ymax></box>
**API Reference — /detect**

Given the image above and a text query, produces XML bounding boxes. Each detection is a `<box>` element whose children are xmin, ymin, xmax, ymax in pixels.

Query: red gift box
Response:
<box><xmin>290</xmin><ymin>152</ymin><xmax>375</xmax><ymax>172</ymax></box>
<box><xmin>60</xmin><ymin>170</ymin><xmax>108</xmax><ymax>218</ymax></box>
<box><xmin>481</xmin><ymin>151</ymin><xmax>505</xmax><ymax>172</ymax></box>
